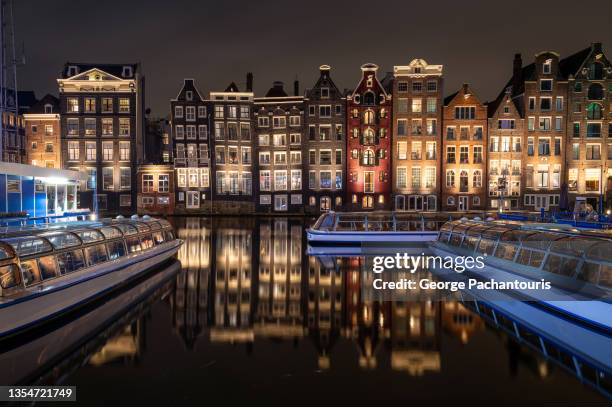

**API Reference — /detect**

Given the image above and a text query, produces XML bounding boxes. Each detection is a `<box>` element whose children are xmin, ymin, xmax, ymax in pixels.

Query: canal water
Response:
<box><xmin>1</xmin><ymin>217</ymin><xmax>609</xmax><ymax>406</ymax></box>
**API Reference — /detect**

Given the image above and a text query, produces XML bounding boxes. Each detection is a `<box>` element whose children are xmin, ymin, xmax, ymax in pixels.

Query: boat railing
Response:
<box><xmin>313</xmin><ymin>212</ymin><xmax>449</xmax><ymax>232</ymax></box>
<box><xmin>0</xmin><ymin>219</ymin><xmax>176</xmax><ymax>297</ymax></box>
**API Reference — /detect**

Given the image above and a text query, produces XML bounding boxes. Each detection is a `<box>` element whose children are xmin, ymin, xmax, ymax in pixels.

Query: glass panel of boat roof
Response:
<box><xmin>98</xmin><ymin>226</ymin><xmax>123</xmax><ymax>240</ymax></box>
<box><xmin>145</xmin><ymin>221</ymin><xmax>162</xmax><ymax>231</ymax></box>
<box><xmin>451</xmin><ymin>222</ymin><xmax>473</xmax><ymax>234</ymax></box>
<box><xmin>584</xmin><ymin>240</ymin><xmax>612</xmax><ymax>263</ymax></box>
<box><xmin>480</xmin><ymin>225</ymin><xmax>513</xmax><ymax>240</ymax></box>
<box><xmin>114</xmin><ymin>223</ymin><xmax>138</xmax><ymax>235</ymax></box>
<box><xmin>521</xmin><ymin>232</ymin><xmax>561</xmax><ymax>250</ymax></box>
<box><xmin>466</xmin><ymin>224</ymin><xmax>493</xmax><ymax>236</ymax></box>
<box><xmin>498</xmin><ymin>229</ymin><xmax>534</xmax><ymax>243</ymax></box>
<box><xmin>157</xmin><ymin>219</ymin><xmax>171</xmax><ymax>228</ymax></box>
<box><xmin>75</xmin><ymin>229</ymin><xmax>105</xmax><ymax>243</ymax></box>
<box><xmin>439</xmin><ymin>222</ymin><xmax>454</xmax><ymax>232</ymax></box>
<box><xmin>131</xmin><ymin>222</ymin><xmax>150</xmax><ymax>233</ymax></box>
<box><xmin>2</xmin><ymin>236</ymin><xmax>52</xmax><ymax>257</ymax></box>
<box><xmin>40</xmin><ymin>232</ymin><xmax>81</xmax><ymax>249</ymax></box>
<box><xmin>0</xmin><ymin>243</ymin><xmax>13</xmax><ymax>260</ymax></box>
<box><xmin>548</xmin><ymin>236</ymin><xmax>593</xmax><ymax>258</ymax></box>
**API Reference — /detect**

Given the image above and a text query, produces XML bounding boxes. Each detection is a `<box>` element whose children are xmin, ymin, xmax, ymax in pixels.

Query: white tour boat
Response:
<box><xmin>307</xmin><ymin>211</ymin><xmax>445</xmax><ymax>253</ymax></box>
<box><xmin>0</xmin><ymin>217</ymin><xmax>182</xmax><ymax>339</ymax></box>
<box><xmin>429</xmin><ymin>219</ymin><xmax>612</xmax><ymax>332</ymax></box>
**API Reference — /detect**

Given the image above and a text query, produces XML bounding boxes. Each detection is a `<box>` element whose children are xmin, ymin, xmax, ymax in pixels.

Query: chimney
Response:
<box><xmin>246</xmin><ymin>72</ymin><xmax>253</xmax><ymax>92</ymax></box>
<box><xmin>294</xmin><ymin>79</ymin><xmax>299</xmax><ymax>96</ymax></box>
<box><xmin>512</xmin><ymin>53</ymin><xmax>523</xmax><ymax>93</ymax></box>
<box><xmin>592</xmin><ymin>42</ymin><xmax>602</xmax><ymax>53</ymax></box>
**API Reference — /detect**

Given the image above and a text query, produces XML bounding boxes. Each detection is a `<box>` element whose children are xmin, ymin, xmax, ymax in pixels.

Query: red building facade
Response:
<box><xmin>347</xmin><ymin>63</ymin><xmax>392</xmax><ymax>210</ymax></box>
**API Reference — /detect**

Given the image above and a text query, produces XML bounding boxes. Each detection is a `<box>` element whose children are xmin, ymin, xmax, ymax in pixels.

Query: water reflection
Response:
<box><xmin>1</xmin><ymin>217</ymin><xmax>609</xmax><ymax>405</ymax></box>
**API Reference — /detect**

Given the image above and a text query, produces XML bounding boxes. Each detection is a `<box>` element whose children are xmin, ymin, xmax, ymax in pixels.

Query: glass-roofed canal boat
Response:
<box><xmin>307</xmin><ymin>211</ymin><xmax>446</xmax><ymax>253</ymax></box>
<box><xmin>0</xmin><ymin>217</ymin><xmax>182</xmax><ymax>339</ymax></box>
<box><xmin>429</xmin><ymin>219</ymin><xmax>612</xmax><ymax>333</ymax></box>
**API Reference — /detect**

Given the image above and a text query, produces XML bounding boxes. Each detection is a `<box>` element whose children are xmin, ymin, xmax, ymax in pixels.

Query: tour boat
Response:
<box><xmin>0</xmin><ymin>217</ymin><xmax>182</xmax><ymax>339</ymax></box>
<box><xmin>429</xmin><ymin>219</ymin><xmax>612</xmax><ymax>332</ymax></box>
<box><xmin>307</xmin><ymin>211</ymin><xmax>445</xmax><ymax>253</ymax></box>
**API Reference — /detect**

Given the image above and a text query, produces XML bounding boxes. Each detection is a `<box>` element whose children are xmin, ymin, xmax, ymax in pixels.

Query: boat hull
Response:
<box><xmin>0</xmin><ymin>240</ymin><xmax>182</xmax><ymax>340</ymax></box>
<box><xmin>306</xmin><ymin>229</ymin><xmax>439</xmax><ymax>244</ymax></box>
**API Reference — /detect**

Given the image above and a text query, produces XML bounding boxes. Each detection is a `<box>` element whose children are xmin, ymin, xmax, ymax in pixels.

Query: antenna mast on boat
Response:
<box><xmin>0</xmin><ymin>0</ymin><xmax>21</xmax><ymax>163</ymax></box>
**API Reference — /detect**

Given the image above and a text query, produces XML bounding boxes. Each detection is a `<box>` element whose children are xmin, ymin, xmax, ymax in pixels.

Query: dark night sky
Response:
<box><xmin>15</xmin><ymin>0</ymin><xmax>612</xmax><ymax>116</ymax></box>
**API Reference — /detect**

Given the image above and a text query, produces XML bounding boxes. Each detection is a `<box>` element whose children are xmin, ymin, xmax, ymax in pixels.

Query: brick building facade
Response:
<box><xmin>442</xmin><ymin>84</ymin><xmax>487</xmax><ymax>211</ymax></box>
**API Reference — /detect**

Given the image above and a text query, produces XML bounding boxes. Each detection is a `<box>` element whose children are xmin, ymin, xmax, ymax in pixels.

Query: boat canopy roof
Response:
<box><xmin>312</xmin><ymin>211</ymin><xmax>450</xmax><ymax>232</ymax></box>
<box><xmin>0</xmin><ymin>218</ymin><xmax>173</xmax><ymax>260</ymax></box>
<box><xmin>438</xmin><ymin>220</ymin><xmax>611</xmax><ymax>289</ymax></box>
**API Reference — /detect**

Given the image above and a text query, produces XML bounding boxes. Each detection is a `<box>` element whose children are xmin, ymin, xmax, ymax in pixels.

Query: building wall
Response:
<box><xmin>522</xmin><ymin>52</ymin><xmax>567</xmax><ymax>212</ymax></box>
<box><xmin>304</xmin><ymin>66</ymin><xmax>345</xmax><ymax>213</ymax></box>
<box><xmin>487</xmin><ymin>92</ymin><xmax>525</xmax><ymax>211</ymax></box>
<box><xmin>24</xmin><ymin>115</ymin><xmax>61</xmax><ymax>168</ymax></box>
<box><xmin>254</xmin><ymin>87</ymin><xmax>305</xmax><ymax>213</ymax></box>
<box><xmin>210</xmin><ymin>90</ymin><xmax>255</xmax><ymax>214</ymax></box>
<box><xmin>137</xmin><ymin>164</ymin><xmax>175</xmax><ymax>215</ymax></box>
<box><xmin>170</xmin><ymin>79</ymin><xmax>212</xmax><ymax>214</ymax></box>
<box><xmin>442</xmin><ymin>84</ymin><xmax>487</xmax><ymax>211</ymax></box>
<box><xmin>392</xmin><ymin>59</ymin><xmax>442</xmax><ymax>212</ymax></box>
<box><xmin>347</xmin><ymin>64</ymin><xmax>392</xmax><ymax>210</ymax></box>
<box><xmin>566</xmin><ymin>44</ymin><xmax>612</xmax><ymax>211</ymax></box>
<box><xmin>58</xmin><ymin>64</ymin><xmax>142</xmax><ymax>215</ymax></box>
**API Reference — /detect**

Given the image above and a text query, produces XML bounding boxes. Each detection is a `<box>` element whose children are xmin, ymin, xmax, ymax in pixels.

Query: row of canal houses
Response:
<box><xmin>151</xmin><ymin>42</ymin><xmax>610</xmax><ymax>215</ymax></box>
<box><xmin>20</xmin><ymin>42</ymin><xmax>611</xmax><ymax>216</ymax></box>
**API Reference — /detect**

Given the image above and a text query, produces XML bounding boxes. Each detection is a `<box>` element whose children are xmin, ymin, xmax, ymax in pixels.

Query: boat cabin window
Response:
<box><xmin>152</xmin><ymin>231</ymin><xmax>164</xmax><ymax>245</ymax></box>
<box><xmin>42</xmin><ymin>232</ymin><xmax>81</xmax><ymax>250</ymax></box>
<box><xmin>99</xmin><ymin>226</ymin><xmax>123</xmax><ymax>240</ymax></box>
<box><xmin>317</xmin><ymin>214</ymin><xmax>334</xmax><ymax>231</ymax></box>
<box><xmin>140</xmin><ymin>234</ymin><xmax>154</xmax><ymax>249</ymax></box>
<box><xmin>4</xmin><ymin>237</ymin><xmax>52</xmax><ymax>257</ymax></box>
<box><xmin>0</xmin><ymin>245</ymin><xmax>13</xmax><ymax>261</ymax></box>
<box><xmin>599</xmin><ymin>265</ymin><xmax>611</xmax><ymax>288</ymax></box>
<box><xmin>126</xmin><ymin>236</ymin><xmax>142</xmax><ymax>253</ymax></box>
<box><xmin>107</xmin><ymin>240</ymin><xmax>126</xmax><ymax>260</ymax></box>
<box><xmin>477</xmin><ymin>238</ymin><xmax>496</xmax><ymax>255</ymax></box>
<box><xmin>164</xmin><ymin>230</ymin><xmax>175</xmax><ymax>241</ymax></box>
<box><xmin>20</xmin><ymin>259</ymin><xmax>42</xmax><ymax>286</ymax></box>
<box><xmin>577</xmin><ymin>262</ymin><xmax>600</xmax><ymax>285</ymax></box>
<box><xmin>336</xmin><ymin>216</ymin><xmax>365</xmax><ymax>231</ymax></box>
<box><xmin>449</xmin><ymin>232</ymin><xmax>463</xmax><ymax>247</ymax></box>
<box><xmin>38</xmin><ymin>255</ymin><xmax>59</xmax><ymax>279</ymax></box>
<box><xmin>76</xmin><ymin>230</ymin><xmax>105</xmax><ymax>244</ymax></box>
<box><xmin>157</xmin><ymin>219</ymin><xmax>171</xmax><ymax>229</ymax></box>
<box><xmin>85</xmin><ymin>244</ymin><xmax>108</xmax><ymax>266</ymax></box>
<box><xmin>543</xmin><ymin>254</ymin><xmax>579</xmax><ymax>277</ymax></box>
<box><xmin>493</xmin><ymin>242</ymin><xmax>518</xmax><ymax>261</ymax></box>
<box><xmin>0</xmin><ymin>264</ymin><xmax>21</xmax><ymax>289</ymax></box>
<box><xmin>57</xmin><ymin>250</ymin><xmax>86</xmax><ymax>274</ymax></box>
<box><xmin>113</xmin><ymin>224</ymin><xmax>138</xmax><ymax>236</ymax></box>
<box><xmin>516</xmin><ymin>248</ymin><xmax>545</xmax><ymax>268</ymax></box>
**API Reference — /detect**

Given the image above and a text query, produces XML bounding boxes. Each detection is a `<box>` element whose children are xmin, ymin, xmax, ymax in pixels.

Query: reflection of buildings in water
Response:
<box><xmin>344</xmin><ymin>257</ymin><xmax>389</xmax><ymax>369</ymax></box>
<box><xmin>442</xmin><ymin>302</ymin><xmax>484</xmax><ymax>345</ymax></box>
<box><xmin>307</xmin><ymin>256</ymin><xmax>343</xmax><ymax>370</ymax></box>
<box><xmin>210</xmin><ymin>219</ymin><xmax>256</xmax><ymax>344</ymax></box>
<box><xmin>390</xmin><ymin>299</ymin><xmax>441</xmax><ymax>376</ymax></box>
<box><xmin>171</xmin><ymin>217</ymin><xmax>211</xmax><ymax>349</ymax></box>
<box><xmin>255</xmin><ymin>219</ymin><xmax>305</xmax><ymax>339</ymax></box>
<box><xmin>89</xmin><ymin>320</ymin><xmax>145</xmax><ymax>366</ymax></box>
